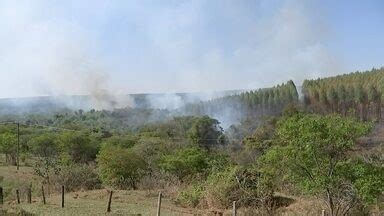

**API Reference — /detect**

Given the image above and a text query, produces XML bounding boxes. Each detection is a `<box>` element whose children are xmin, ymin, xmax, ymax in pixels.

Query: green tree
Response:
<box><xmin>59</xmin><ymin>131</ymin><xmax>99</xmax><ymax>163</ymax></box>
<box><xmin>0</xmin><ymin>133</ymin><xmax>17</xmax><ymax>165</ymax></box>
<box><xmin>188</xmin><ymin>116</ymin><xmax>225</xmax><ymax>150</ymax></box>
<box><xmin>29</xmin><ymin>134</ymin><xmax>61</xmax><ymax>184</ymax></box>
<box><xmin>261</xmin><ymin>114</ymin><xmax>377</xmax><ymax>216</ymax></box>
<box><xmin>97</xmin><ymin>145</ymin><xmax>146</xmax><ymax>189</ymax></box>
<box><xmin>159</xmin><ymin>147</ymin><xmax>208</xmax><ymax>181</ymax></box>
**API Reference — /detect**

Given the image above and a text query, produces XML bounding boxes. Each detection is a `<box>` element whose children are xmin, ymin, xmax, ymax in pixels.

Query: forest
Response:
<box><xmin>0</xmin><ymin>68</ymin><xmax>383</xmax><ymax>215</ymax></box>
<box><xmin>303</xmin><ymin>67</ymin><xmax>384</xmax><ymax>121</ymax></box>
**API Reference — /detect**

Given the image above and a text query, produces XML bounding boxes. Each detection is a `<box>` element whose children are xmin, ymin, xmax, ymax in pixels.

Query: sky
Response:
<box><xmin>0</xmin><ymin>0</ymin><xmax>383</xmax><ymax>98</ymax></box>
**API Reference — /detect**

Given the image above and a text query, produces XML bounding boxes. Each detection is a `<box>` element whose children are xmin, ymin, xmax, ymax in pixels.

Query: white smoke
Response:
<box><xmin>0</xmin><ymin>0</ymin><xmax>344</xmax><ymax>117</ymax></box>
<box><xmin>0</xmin><ymin>0</ymin><xmax>133</xmax><ymax>109</ymax></box>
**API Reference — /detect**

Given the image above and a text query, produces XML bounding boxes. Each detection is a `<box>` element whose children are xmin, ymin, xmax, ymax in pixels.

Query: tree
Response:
<box><xmin>101</xmin><ymin>135</ymin><xmax>137</xmax><ymax>149</ymax></box>
<box><xmin>159</xmin><ymin>147</ymin><xmax>208</xmax><ymax>181</ymax></box>
<box><xmin>367</xmin><ymin>85</ymin><xmax>381</xmax><ymax>121</ymax></box>
<box><xmin>59</xmin><ymin>131</ymin><xmax>99</xmax><ymax>163</ymax></box>
<box><xmin>0</xmin><ymin>133</ymin><xmax>17</xmax><ymax>165</ymax></box>
<box><xmin>356</xmin><ymin>85</ymin><xmax>368</xmax><ymax>121</ymax></box>
<box><xmin>188</xmin><ymin>116</ymin><xmax>225</xmax><ymax>150</ymax></box>
<box><xmin>97</xmin><ymin>145</ymin><xmax>146</xmax><ymax>189</ymax></box>
<box><xmin>302</xmin><ymin>68</ymin><xmax>384</xmax><ymax>121</ymax></box>
<box><xmin>29</xmin><ymin>134</ymin><xmax>61</xmax><ymax>184</ymax></box>
<box><xmin>327</xmin><ymin>87</ymin><xmax>339</xmax><ymax>113</ymax></box>
<box><xmin>261</xmin><ymin>114</ymin><xmax>379</xmax><ymax>216</ymax></box>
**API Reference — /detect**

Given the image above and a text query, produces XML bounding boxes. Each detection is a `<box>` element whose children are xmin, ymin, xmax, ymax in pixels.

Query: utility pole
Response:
<box><xmin>17</xmin><ymin>122</ymin><xmax>20</xmax><ymax>171</ymax></box>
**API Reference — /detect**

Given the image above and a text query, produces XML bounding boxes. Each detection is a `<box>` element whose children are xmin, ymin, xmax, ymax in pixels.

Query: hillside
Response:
<box><xmin>0</xmin><ymin>69</ymin><xmax>383</xmax><ymax>216</ymax></box>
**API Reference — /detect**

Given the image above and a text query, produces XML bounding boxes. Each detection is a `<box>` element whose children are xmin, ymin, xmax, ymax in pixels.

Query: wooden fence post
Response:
<box><xmin>61</xmin><ymin>185</ymin><xmax>65</xmax><ymax>208</ymax></box>
<box><xmin>16</xmin><ymin>189</ymin><xmax>20</xmax><ymax>204</ymax></box>
<box><xmin>322</xmin><ymin>209</ymin><xmax>325</xmax><ymax>216</ymax></box>
<box><xmin>41</xmin><ymin>185</ymin><xmax>46</xmax><ymax>204</ymax></box>
<box><xmin>107</xmin><ymin>190</ymin><xmax>113</xmax><ymax>212</ymax></box>
<box><xmin>156</xmin><ymin>192</ymin><xmax>162</xmax><ymax>216</ymax></box>
<box><xmin>0</xmin><ymin>186</ymin><xmax>3</xmax><ymax>205</ymax></box>
<box><xmin>232</xmin><ymin>201</ymin><xmax>237</xmax><ymax>216</ymax></box>
<box><xmin>27</xmin><ymin>187</ymin><xmax>32</xmax><ymax>203</ymax></box>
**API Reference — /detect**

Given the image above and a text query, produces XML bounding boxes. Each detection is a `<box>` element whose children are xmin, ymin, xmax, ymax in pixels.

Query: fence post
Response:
<box><xmin>16</xmin><ymin>189</ymin><xmax>20</xmax><ymax>204</ymax></box>
<box><xmin>232</xmin><ymin>201</ymin><xmax>237</xmax><ymax>216</ymax></box>
<box><xmin>156</xmin><ymin>192</ymin><xmax>162</xmax><ymax>216</ymax></box>
<box><xmin>41</xmin><ymin>185</ymin><xmax>46</xmax><ymax>205</ymax></box>
<box><xmin>27</xmin><ymin>187</ymin><xmax>32</xmax><ymax>203</ymax></box>
<box><xmin>322</xmin><ymin>209</ymin><xmax>325</xmax><ymax>216</ymax></box>
<box><xmin>107</xmin><ymin>190</ymin><xmax>113</xmax><ymax>212</ymax></box>
<box><xmin>61</xmin><ymin>185</ymin><xmax>65</xmax><ymax>208</ymax></box>
<box><xmin>0</xmin><ymin>186</ymin><xmax>3</xmax><ymax>205</ymax></box>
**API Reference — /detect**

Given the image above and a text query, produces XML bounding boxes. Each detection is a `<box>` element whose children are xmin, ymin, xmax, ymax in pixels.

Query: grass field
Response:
<box><xmin>0</xmin><ymin>164</ymin><xmax>206</xmax><ymax>215</ymax></box>
<box><xmin>3</xmin><ymin>190</ymin><xmax>207</xmax><ymax>216</ymax></box>
<box><xmin>0</xmin><ymin>152</ymin><xmax>381</xmax><ymax>215</ymax></box>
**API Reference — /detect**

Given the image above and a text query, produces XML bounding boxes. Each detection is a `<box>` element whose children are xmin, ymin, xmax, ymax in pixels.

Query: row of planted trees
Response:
<box><xmin>184</xmin><ymin>81</ymin><xmax>299</xmax><ymax>121</ymax></box>
<box><xmin>302</xmin><ymin>67</ymin><xmax>384</xmax><ymax>121</ymax></box>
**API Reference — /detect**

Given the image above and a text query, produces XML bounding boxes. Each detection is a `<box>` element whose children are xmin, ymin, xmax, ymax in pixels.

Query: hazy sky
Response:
<box><xmin>0</xmin><ymin>0</ymin><xmax>383</xmax><ymax>98</ymax></box>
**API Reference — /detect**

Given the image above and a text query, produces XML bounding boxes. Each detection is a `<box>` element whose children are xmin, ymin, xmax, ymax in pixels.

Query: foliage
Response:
<box><xmin>243</xmin><ymin>117</ymin><xmax>277</xmax><ymax>153</ymax></box>
<box><xmin>176</xmin><ymin>183</ymin><xmax>205</xmax><ymax>208</ymax></box>
<box><xmin>52</xmin><ymin>164</ymin><xmax>102</xmax><ymax>192</ymax></box>
<box><xmin>184</xmin><ymin>81</ymin><xmax>299</xmax><ymax>122</ymax></box>
<box><xmin>101</xmin><ymin>135</ymin><xmax>137</xmax><ymax>149</ymax></box>
<box><xmin>0</xmin><ymin>132</ymin><xmax>17</xmax><ymax>165</ymax></box>
<box><xmin>29</xmin><ymin>134</ymin><xmax>61</xmax><ymax>184</ymax></box>
<box><xmin>59</xmin><ymin>131</ymin><xmax>99</xmax><ymax>163</ymax></box>
<box><xmin>261</xmin><ymin>113</ymin><xmax>374</xmax><ymax>215</ymax></box>
<box><xmin>339</xmin><ymin>159</ymin><xmax>384</xmax><ymax>204</ymax></box>
<box><xmin>303</xmin><ymin>67</ymin><xmax>384</xmax><ymax>121</ymax></box>
<box><xmin>96</xmin><ymin>145</ymin><xmax>147</xmax><ymax>189</ymax></box>
<box><xmin>188</xmin><ymin>116</ymin><xmax>225</xmax><ymax>150</ymax></box>
<box><xmin>159</xmin><ymin>147</ymin><xmax>208</xmax><ymax>181</ymax></box>
<box><xmin>204</xmin><ymin>166</ymin><xmax>240</xmax><ymax>208</ymax></box>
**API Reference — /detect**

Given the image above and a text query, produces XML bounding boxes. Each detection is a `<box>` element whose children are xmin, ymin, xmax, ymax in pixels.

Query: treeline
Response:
<box><xmin>0</xmin><ymin>115</ymin><xmax>226</xmax><ymax>191</ymax></box>
<box><xmin>303</xmin><ymin>67</ymin><xmax>384</xmax><ymax>121</ymax></box>
<box><xmin>0</xmin><ymin>108</ymin><xmax>173</xmax><ymax>134</ymax></box>
<box><xmin>183</xmin><ymin>81</ymin><xmax>299</xmax><ymax>122</ymax></box>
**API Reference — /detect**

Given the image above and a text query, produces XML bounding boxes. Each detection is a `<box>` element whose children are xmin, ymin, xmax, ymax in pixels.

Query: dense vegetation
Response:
<box><xmin>184</xmin><ymin>81</ymin><xmax>299</xmax><ymax>124</ymax></box>
<box><xmin>303</xmin><ymin>67</ymin><xmax>384</xmax><ymax>121</ymax></box>
<box><xmin>0</xmin><ymin>70</ymin><xmax>383</xmax><ymax>215</ymax></box>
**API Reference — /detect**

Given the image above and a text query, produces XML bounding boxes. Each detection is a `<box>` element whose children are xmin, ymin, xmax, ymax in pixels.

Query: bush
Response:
<box><xmin>204</xmin><ymin>166</ymin><xmax>269</xmax><ymax>209</ymax></box>
<box><xmin>176</xmin><ymin>183</ymin><xmax>204</xmax><ymax>208</ymax></box>
<box><xmin>159</xmin><ymin>147</ymin><xmax>208</xmax><ymax>181</ymax></box>
<box><xmin>97</xmin><ymin>145</ymin><xmax>147</xmax><ymax>189</ymax></box>
<box><xmin>204</xmin><ymin>166</ymin><xmax>242</xmax><ymax>209</ymax></box>
<box><xmin>52</xmin><ymin>164</ymin><xmax>101</xmax><ymax>192</ymax></box>
<box><xmin>59</xmin><ymin>131</ymin><xmax>99</xmax><ymax>163</ymax></box>
<box><xmin>102</xmin><ymin>135</ymin><xmax>138</xmax><ymax>148</ymax></box>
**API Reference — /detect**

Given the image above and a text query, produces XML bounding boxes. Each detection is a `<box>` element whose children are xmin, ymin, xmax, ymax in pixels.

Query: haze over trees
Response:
<box><xmin>0</xmin><ymin>69</ymin><xmax>383</xmax><ymax>215</ymax></box>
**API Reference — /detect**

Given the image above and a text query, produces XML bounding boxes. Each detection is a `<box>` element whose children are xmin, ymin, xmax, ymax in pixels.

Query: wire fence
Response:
<box><xmin>0</xmin><ymin>185</ymin><xmax>235</xmax><ymax>216</ymax></box>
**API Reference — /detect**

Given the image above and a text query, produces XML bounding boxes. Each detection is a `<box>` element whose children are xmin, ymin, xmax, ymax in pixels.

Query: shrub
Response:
<box><xmin>29</xmin><ymin>134</ymin><xmax>60</xmax><ymax>184</ymax></box>
<box><xmin>176</xmin><ymin>183</ymin><xmax>204</xmax><ymax>208</ymax></box>
<box><xmin>188</xmin><ymin>116</ymin><xmax>225</xmax><ymax>150</ymax></box>
<box><xmin>159</xmin><ymin>147</ymin><xmax>208</xmax><ymax>181</ymax></box>
<box><xmin>59</xmin><ymin>131</ymin><xmax>99</xmax><ymax>163</ymax></box>
<box><xmin>52</xmin><ymin>164</ymin><xmax>102</xmax><ymax>192</ymax></box>
<box><xmin>102</xmin><ymin>135</ymin><xmax>138</xmax><ymax>149</ymax></box>
<box><xmin>204</xmin><ymin>166</ymin><xmax>242</xmax><ymax>209</ymax></box>
<box><xmin>204</xmin><ymin>166</ymin><xmax>270</xmax><ymax>209</ymax></box>
<box><xmin>97</xmin><ymin>145</ymin><xmax>147</xmax><ymax>189</ymax></box>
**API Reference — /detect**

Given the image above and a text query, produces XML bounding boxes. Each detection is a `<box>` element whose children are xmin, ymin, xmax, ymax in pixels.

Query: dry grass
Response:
<box><xmin>278</xmin><ymin>196</ymin><xmax>324</xmax><ymax>216</ymax></box>
<box><xmin>3</xmin><ymin>189</ymin><xmax>211</xmax><ymax>216</ymax></box>
<box><xmin>0</xmin><ymin>165</ymin><xmax>42</xmax><ymax>204</ymax></box>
